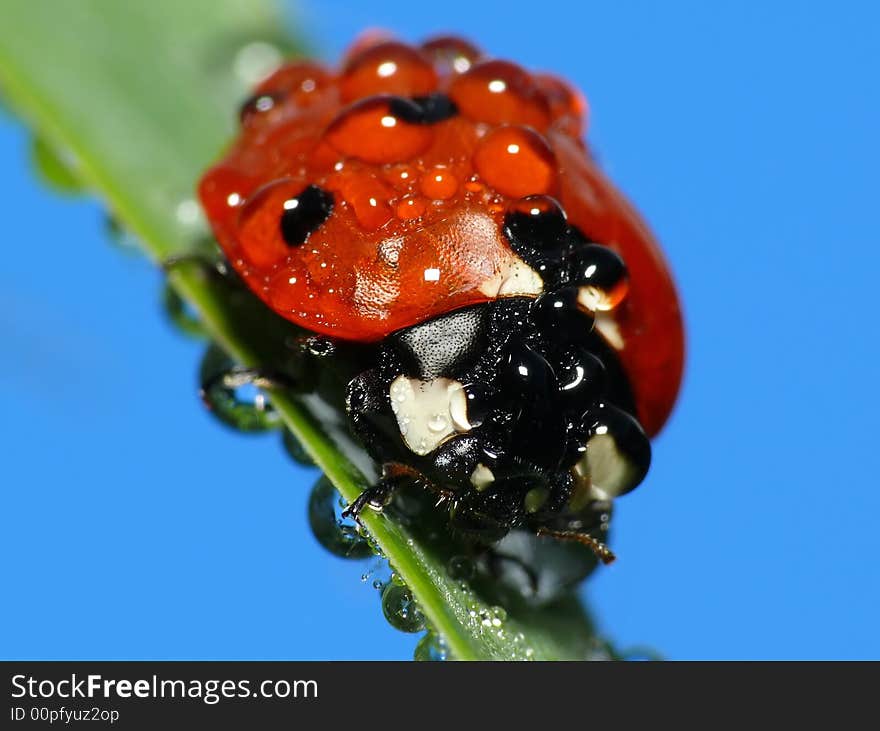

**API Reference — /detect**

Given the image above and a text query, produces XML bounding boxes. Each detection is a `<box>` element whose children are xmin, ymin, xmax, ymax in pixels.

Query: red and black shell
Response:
<box><xmin>198</xmin><ymin>33</ymin><xmax>684</xmax><ymax>436</ymax></box>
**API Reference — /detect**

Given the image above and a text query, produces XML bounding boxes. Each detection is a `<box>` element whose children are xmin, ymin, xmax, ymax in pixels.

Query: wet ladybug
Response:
<box><xmin>199</xmin><ymin>34</ymin><xmax>684</xmax><ymax>562</ymax></box>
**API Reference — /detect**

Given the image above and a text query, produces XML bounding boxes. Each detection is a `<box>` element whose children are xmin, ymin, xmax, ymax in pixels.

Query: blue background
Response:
<box><xmin>2</xmin><ymin>1</ymin><xmax>878</xmax><ymax>660</ymax></box>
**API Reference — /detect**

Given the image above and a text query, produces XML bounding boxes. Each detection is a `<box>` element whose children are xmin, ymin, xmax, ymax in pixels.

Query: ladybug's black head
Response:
<box><xmin>345</xmin><ymin>290</ymin><xmax>650</xmax><ymax>557</ymax></box>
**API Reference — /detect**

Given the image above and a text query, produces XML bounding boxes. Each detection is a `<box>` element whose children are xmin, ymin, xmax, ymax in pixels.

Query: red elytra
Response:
<box><xmin>198</xmin><ymin>34</ymin><xmax>684</xmax><ymax>435</ymax></box>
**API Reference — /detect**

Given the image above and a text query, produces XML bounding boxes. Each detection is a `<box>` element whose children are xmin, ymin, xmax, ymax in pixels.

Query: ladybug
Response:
<box><xmin>199</xmin><ymin>34</ymin><xmax>684</xmax><ymax>562</ymax></box>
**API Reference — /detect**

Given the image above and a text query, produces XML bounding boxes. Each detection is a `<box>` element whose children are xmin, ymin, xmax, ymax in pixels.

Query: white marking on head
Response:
<box><xmin>470</xmin><ymin>463</ymin><xmax>495</xmax><ymax>491</ymax></box>
<box><xmin>389</xmin><ymin>376</ymin><xmax>472</xmax><ymax>455</ymax></box>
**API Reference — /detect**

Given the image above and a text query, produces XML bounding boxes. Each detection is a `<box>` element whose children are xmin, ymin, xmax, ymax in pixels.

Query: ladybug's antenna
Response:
<box><xmin>536</xmin><ymin>527</ymin><xmax>617</xmax><ymax>565</ymax></box>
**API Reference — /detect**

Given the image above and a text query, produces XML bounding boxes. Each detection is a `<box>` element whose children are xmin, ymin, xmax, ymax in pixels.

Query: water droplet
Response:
<box><xmin>584</xmin><ymin>638</ymin><xmax>616</xmax><ymax>662</ymax></box>
<box><xmin>419</xmin><ymin>165</ymin><xmax>459</xmax><ymax>200</ymax></box>
<box><xmin>427</xmin><ymin>413</ymin><xmax>449</xmax><ymax>433</ymax></box>
<box><xmin>381</xmin><ymin>584</ymin><xmax>426</xmax><ymax>633</ymax></box>
<box><xmin>472</xmin><ymin>124</ymin><xmax>557</xmax><ymax>199</ymax></box>
<box><xmin>325</xmin><ymin>96</ymin><xmax>433</xmax><ymax>165</ymax></box>
<box><xmin>308</xmin><ymin>476</ymin><xmax>373</xmax><ymax>560</ymax></box>
<box><xmin>104</xmin><ymin>215</ymin><xmax>140</xmax><ymax>254</ymax></box>
<box><xmin>620</xmin><ymin>646</ymin><xmax>664</xmax><ymax>662</ymax></box>
<box><xmin>175</xmin><ymin>198</ymin><xmax>204</xmax><ymax>229</ymax></box>
<box><xmin>162</xmin><ymin>282</ymin><xmax>207</xmax><ymax>339</ymax></box>
<box><xmin>281</xmin><ymin>428</ymin><xmax>316</xmax><ymax>466</ymax></box>
<box><xmin>449</xmin><ymin>58</ymin><xmax>551</xmax><ymax>130</ymax></box>
<box><xmin>446</xmin><ymin>555</ymin><xmax>475</xmax><ymax>581</ymax></box>
<box><xmin>464</xmin><ymin>175</ymin><xmax>484</xmax><ymax>193</ymax></box>
<box><xmin>395</xmin><ymin>195</ymin><xmax>427</xmax><ymax>220</ymax></box>
<box><xmin>234</xmin><ymin>41</ymin><xmax>283</xmax><ymax>86</ymax></box>
<box><xmin>339</xmin><ymin>39</ymin><xmax>438</xmax><ymax>107</ymax></box>
<box><xmin>198</xmin><ymin>344</ymin><xmax>283</xmax><ymax>432</ymax></box>
<box><xmin>413</xmin><ymin>631</ymin><xmax>449</xmax><ymax>661</ymax></box>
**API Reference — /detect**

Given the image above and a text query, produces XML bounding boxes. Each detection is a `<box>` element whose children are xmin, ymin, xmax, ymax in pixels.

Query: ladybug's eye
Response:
<box><xmin>459</xmin><ymin>383</ymin><xmax>492</xmax><ymax>429</ymax></box>
<box><xmin>280</xmin><ymin>185</ymin><xmax>335</xmax><ymax>247</ymax></box>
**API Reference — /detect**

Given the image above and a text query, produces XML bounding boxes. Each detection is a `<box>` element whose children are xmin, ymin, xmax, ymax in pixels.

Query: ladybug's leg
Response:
<box><xmin>342</xmin><ymin>461</ymin><xmax>456</xmax><ymax>525</ymax></box>
<box><xmin>340</xmin><ymin>473</ymin><xmax>406</xmax><ymax>524</ymax></box>
<box><xmin>340</xmin><ymin>480</ymin><xmax>395</xmax><ymax>523</ymax></box>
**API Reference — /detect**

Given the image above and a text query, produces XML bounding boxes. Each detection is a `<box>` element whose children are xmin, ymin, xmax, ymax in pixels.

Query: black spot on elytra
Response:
<box><xmin>388</xmin><ymin>93</ymin><xmax>458</xmax><ymax>124</ymax></box>
<box><xmin>279</xmin><ymin>185</ymin><xmax>334</xmax><ymax>247</ymax></box>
